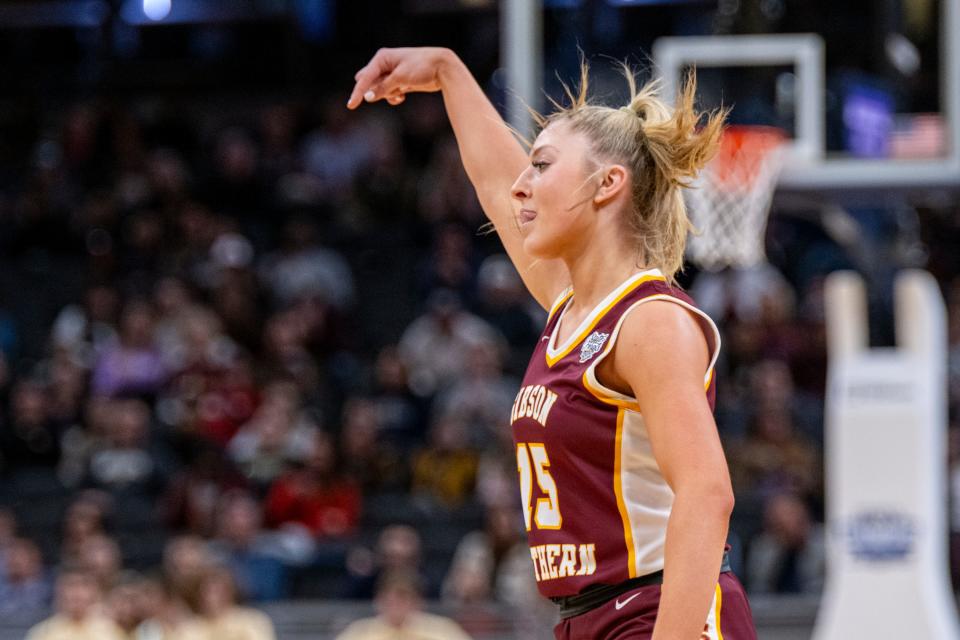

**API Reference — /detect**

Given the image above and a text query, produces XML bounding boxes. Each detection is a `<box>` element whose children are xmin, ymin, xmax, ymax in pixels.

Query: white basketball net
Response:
<box><xmin>685</xmin><ymin>127</ymin><xmax>787</xmax><ymax>271</ymax></box>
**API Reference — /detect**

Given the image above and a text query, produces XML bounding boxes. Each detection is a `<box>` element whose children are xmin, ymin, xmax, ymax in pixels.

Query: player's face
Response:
<box><xmin>510</xmin><ymin>121</ymin><xmax>600</xmax><ymax>259</ymax></box>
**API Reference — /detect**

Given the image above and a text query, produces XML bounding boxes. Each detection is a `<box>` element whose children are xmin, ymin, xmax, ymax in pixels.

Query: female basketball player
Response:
<box><xmin>348</xmin><ymin>48</ymin><xmax>756</xmax><ymax>639</ymax></box>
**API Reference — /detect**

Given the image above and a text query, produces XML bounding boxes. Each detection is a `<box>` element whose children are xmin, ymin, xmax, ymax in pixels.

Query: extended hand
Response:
<box><xmin>347</xmin><ymin>47</ymin><xmax>453</xmax><ymax>109</ymax></box>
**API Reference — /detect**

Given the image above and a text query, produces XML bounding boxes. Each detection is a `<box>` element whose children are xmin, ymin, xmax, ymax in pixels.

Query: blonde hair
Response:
<box><xmin>533</xmin><ymin>63</ymin><xmax>727</xmax><ymax>282</ymax></box>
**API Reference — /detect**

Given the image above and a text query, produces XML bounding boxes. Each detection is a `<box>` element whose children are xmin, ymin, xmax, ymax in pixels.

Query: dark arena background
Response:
<box><xmin>0</xmin><ymin>1</ymin><xmax>958</xmax><ymax>638</ymax></box>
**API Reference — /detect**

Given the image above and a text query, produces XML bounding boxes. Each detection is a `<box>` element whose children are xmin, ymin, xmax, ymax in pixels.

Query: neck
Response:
<box><xmin>562</xmin><ymin>231</ymin><xmax>646</xmax><ymax>310</ymax></box>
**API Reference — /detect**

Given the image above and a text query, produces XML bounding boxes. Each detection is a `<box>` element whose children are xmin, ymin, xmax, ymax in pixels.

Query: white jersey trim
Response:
<box><xmin>619</xmin><ymin>409</ymin><xmax>674</xmax><ymax>576</ymax></box>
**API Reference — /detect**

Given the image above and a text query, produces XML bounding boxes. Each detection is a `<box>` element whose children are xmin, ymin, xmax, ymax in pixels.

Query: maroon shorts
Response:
<box><xmin>553</xmin><ymin>572</ymin><xmax>757</xmax><ymax>640</ymax></box>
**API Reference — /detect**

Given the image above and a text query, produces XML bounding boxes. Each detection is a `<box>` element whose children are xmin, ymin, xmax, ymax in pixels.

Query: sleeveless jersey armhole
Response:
<box><xmin>582</xmin><ymin>294</ymin><xmax>722</xmax><ymax>408</ymax></box>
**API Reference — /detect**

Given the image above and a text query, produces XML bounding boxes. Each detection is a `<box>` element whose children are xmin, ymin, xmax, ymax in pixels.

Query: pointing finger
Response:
<box><xmin>348</xmin><ymin>59</ymin><xmax>386</xmax><ymax>108</ymax></box>
<box><xmin>347</xmin><ymin>49</ymin><xmax>397</xmax><ymax>109</ymax></box>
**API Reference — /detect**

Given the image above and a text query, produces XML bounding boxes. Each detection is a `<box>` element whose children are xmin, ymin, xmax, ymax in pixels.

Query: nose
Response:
<box><xmin>510</xmin><ymin>166</ymin><xmax>531</xmax><ymax>202</ymax></box>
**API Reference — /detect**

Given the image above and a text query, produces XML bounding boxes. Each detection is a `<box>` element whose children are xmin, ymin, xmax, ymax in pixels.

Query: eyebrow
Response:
<box><xmin>530</xmin><ymin>144</ymin><xmax>558</xmax><ymax>157</ymax></box>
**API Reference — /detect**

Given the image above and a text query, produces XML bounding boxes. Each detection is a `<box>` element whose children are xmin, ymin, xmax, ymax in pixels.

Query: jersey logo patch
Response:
<box><xmin>579</xmin><ymin>331</ymin><xmax>609</xmax><ymax>363</ymax></box>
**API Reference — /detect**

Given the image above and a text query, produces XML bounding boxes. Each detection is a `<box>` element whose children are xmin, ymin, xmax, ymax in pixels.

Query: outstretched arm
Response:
<box><xmin>348</xmin><ymin>47</ymin><xmax>569</xmax><ymax>309</ymax></box>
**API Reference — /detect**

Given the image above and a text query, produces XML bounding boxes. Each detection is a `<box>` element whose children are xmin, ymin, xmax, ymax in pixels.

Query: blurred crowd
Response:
<box><xmin>0</xmin><ymin>86</ymin><xmax>958</xmax><ymax>636</ymax></box>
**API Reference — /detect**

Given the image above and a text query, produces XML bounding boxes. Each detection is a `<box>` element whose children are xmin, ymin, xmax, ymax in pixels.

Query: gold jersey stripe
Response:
<box><xmin>581</xmin><ymin>369</ymin><xmax>641</xmax><ymax>411</ymax></box>
<box><xmin>612</xmin><ymin>408</ymin><xmax>638</xmax><ymax>579</ymax></box>
<box><xmin>715</xmin><ymin>582</ymin><xmax>725</xmax><ymax>640</ymax></box>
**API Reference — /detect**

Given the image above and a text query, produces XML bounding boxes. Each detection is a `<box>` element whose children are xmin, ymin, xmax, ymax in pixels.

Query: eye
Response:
<box><xmin>532</xmin><ymin>161</ymin><xmax>550</xmax><ymax>171</ymax></box>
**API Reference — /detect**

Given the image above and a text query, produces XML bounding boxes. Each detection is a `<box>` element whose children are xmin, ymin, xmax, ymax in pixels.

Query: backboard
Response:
<box><xmin>650</xmin><ymin>0</ymin><xmax>960</xmax><ymax>192</ymax></box>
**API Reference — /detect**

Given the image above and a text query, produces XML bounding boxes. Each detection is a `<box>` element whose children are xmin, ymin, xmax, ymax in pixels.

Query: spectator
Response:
<box><xmin>748</xmin><ymin>359</ymin><xmax>824</xmax><ymax>445</ymax></box>
<box><xmin>106</xmin><ymin>572</ymin><xmax>146</xmax><ymax>636</ymax></box>
<box><xmin>746</xmin><ymin>492</ymin><xmax>825</xmax><ymax>594</ymax></box>
<box><xmin>194</xmin><ymin>566</ymin><xmax>276</xmax><ymax>640</ymax></box>
<box><xmin>84</xmin><ymin>398</ymin><xmax>169</xmax><ymax>497</ymax></box>
<box><xmin>410</xmin><ymin>412</ymin><xmax>479</xmax><ymax>508</ymax></box>
<box><xmin>302</xmin><ymin>98</ymin><xmax>376</xmax><ymax>199</ymax></box>
<box><xmin>258</xmin><ymin>216</ymin><xmax>355</xmax><ymax>310</ymax></box>
<box><xmin>728</xmin><ymin>405</ymin><xmax>821</xmax><ymax>505</ymax></box>
<box><xmin>162</xmin><ymin>536</ymin><xmax>212</xmax><ymax>607</ymax></box>
<box><xmin>0</xmin><ymin>537</ymin><xmax>52</xmax><ymax>616</ymax></box>
<box><xmin>398</xmin><ymin>289</ymin><xmax>505</xmax><ymax>397</ymax></box>
<box><xmin>416</xmin><ymin>134</ymin><xmax>484</xmax><ymax>225</ymax></box>
<box><xmin>209</xmin><ymin>257</ymin><xmax>264</xmax><ymax>353</ymax></box>
<box><xmin>203</xmin><ymin>127</ymin><xmax>267</xmax><ymax>224</ymax></box>
<box><xmin>60</xmin><ymin>493</ymin><xmax>111</xmax><ymax>567</ymax></box>
<box><xmin>46</xmin><ymin>351</ymin><xmax>88</xmax><ymax>429</ymax></box>
<box><xmin>61</xmin><ymin>395</ymin><xmax>123</xmax><ymax>488</ymax></box>
<box><xmin>475</xmin><ymin>423</ymin><xmax>519</xmax><ymax>510</ymax></box>
<box><xmin>339</xmin><ymin>396</ymin><xmax>408</xmax><ymax>494</ymax></box>
<box><xmin>344</xmin><ymin>524</ymin><xmax>429</xmax><ymax>600</ymax></box>
<box><xmin>118</xmin><ymin>210</ymin><xmax>167</xmax><ymax>283</ymax></box>
<box><xmin>159</xmin><ymin>308</ymin><xmax>252</xmax><ymax>446</ymax></box>
<box><xmin>206</xmin><ymin>491</ymin><xmax>289</xmax><ymax>602</ymax></box>
<box><xmin>144</xmin><ymin>148</ymin><xmax>192</xmax><ymax>208</ymax></box>
<box><xmin>260</xmin><ymin>309</ymin><xmax>321</xmax><ymax>398</ymax></box>
<box><xmin>152</xmin><ymin>279</ymin><xmax>197</xmax><ymax>363</ymax></box>
<box><xmin>26</xmin><ymin>570</ymin><xmax>125</xmax><ymax>640</ymax></box>
<box><xmin>258</xmin><ymin>103</ymin><xmax>299</xmax><ymax>182</ymax></box>
<box><xmin>160</xmin><ymin>303</ymin><xmax>236</xmax><ymax>377</ymax></box>
<box><xmin>75</xmin><ymin>534</ymin><xmax>123</xmax><ymax>592</ymax></box>
<box><xmin>135</xmin><ymin>575</ymin><xmax>207</xmax><ymax>640</ymax></box>
<box><xmin>369</xmin><ymin>346</ymin><xmax>426</xmax><ymax>448</ymax></box>
<box><xmin>442</xmin><ymin>504</ymin><xmax>535</xmax><ymax>607</ymax></box>
<box><xmin>435</xmin><ymin>342</ymin><xmax>517</xmax><ymax>450</ymax></box>
<box><xmin>353</xmin><ymin>121</ymin><xmax>412</xmax><ymax>224</ymax></box>
<box><xmin>50</xmin><ymin>284</ymin><xmax>120</xmax><ymax>368</ymax></box>
<box><xmin>228</xmin><ymin>380</ymin><xmax>318</xmax><ymax>491</ymax></box>
<box><xmin>91</xmin><ymin>299</ymin><xmax>167</xmax><ymax>398</ymax></box>
<box><xmin>416</xmin><ymin>224</ymin><xmax>477</xmax><ymax>302</ymax></box>
<box><xmin>161</xmin><ymin>442</ymin><xmax>249</xmax><ymax>536</ymax></box>
<box><xmin>335</xmin><ymin>570</ymin><xmax>472</xmax><ymax>640</ymax></box>
<box><xmin>1</xmin><ymin>378</ymin><xmax>63</xmax><ymax>471</ymax></box>
<box><xmin>263</xmin><ymin>430</ymin><xmax>361</xmax><ymax>539</ymax></box>
<box><xmin>472</xmin><ymin>254</ymin><xmax>543</xmax><ymax>372</ymax></box>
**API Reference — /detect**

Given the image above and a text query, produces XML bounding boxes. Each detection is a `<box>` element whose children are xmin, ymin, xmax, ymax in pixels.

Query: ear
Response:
<box><xmin>593</xmin><ymin>164</ymin><xmax>629</xmax><ymax>207</ymax></box>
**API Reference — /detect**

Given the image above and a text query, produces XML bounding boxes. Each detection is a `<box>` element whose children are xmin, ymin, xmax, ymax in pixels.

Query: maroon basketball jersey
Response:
<box><xmin>510</xmin><ymin>268</ymin><xmax>720</xmax><ymax>598</ymax></box>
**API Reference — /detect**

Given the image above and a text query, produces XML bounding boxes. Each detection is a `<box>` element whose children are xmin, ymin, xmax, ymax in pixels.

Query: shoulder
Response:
<box><xmin>92</xmin><ymin>618</ymin><xmax>127</xmax><ymax>640</ymax></box>
<box><xmin>410</xmin><ymin>612</ymin><xmax>472</xmax><ymax>639</ymax></box>
<box><xmin>619</xmin><ymin>297</ymin><xmax>710</xmax><ymax>360</ymax></box>
<box><xmin>334</xmin><ymin>617</ymin><xmax>384</xmax><ymax>640</ymax></box>
<box><xmin>220</xmin><ymin>607</ymin><xmax>275</xmax><ymax>634</ymax></box>
<box><xmin>611</xmin><ymin>298</ymin><xmax>711</xmax><ymax>394</ymax></box>
<box><xmin>25</xmin><ymin>617</ymin><xmax>57</xmax><ymax>640</ymax></box>
<box><xmin>237</xmin><ymin>605</ymin><xmax>274</xmax><ymax>624</ymax></box>
<box><xmin>179</xmin><ymin>621</ymin><xmax>211</xmax><ymax>640</ymax></box>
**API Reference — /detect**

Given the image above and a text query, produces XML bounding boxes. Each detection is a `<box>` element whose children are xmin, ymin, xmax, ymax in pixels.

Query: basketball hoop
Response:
<box><xmin>685</xmin><ymin>125</ymin><xmax>788</xmax><ymax>271</ymax></box>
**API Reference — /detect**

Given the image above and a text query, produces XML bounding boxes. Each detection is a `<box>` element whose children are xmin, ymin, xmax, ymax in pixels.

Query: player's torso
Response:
<box><xmin>510</xmin><ymin>269</ymin><xmax>719</xmax><ymax>598</ymax></box>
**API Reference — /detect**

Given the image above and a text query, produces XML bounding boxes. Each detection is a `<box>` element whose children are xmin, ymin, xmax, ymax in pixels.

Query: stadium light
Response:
<box><xmin>143</xmin><ymin>0</ymin><xmax>171</xmax><ymax>21</ymax></box>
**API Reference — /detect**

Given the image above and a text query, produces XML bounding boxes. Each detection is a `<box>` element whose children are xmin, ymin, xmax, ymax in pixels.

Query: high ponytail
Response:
<box><xmin>538</xmin><ymin>64</ymin><xmax>726</xmax><ymax>282</ymax></box>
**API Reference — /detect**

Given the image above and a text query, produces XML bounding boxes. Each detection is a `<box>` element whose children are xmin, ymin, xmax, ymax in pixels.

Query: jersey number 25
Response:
<box><xmin>516</xmin><ymin>443</ymin><xmax>562</xmax><ymax>530</ymax></box>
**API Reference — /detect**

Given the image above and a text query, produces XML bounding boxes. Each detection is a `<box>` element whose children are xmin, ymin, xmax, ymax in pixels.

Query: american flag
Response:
<box><xmin>890</xmin><ymin>113</ymin><xmax>946</xmax><ymax>159</ymax></box>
